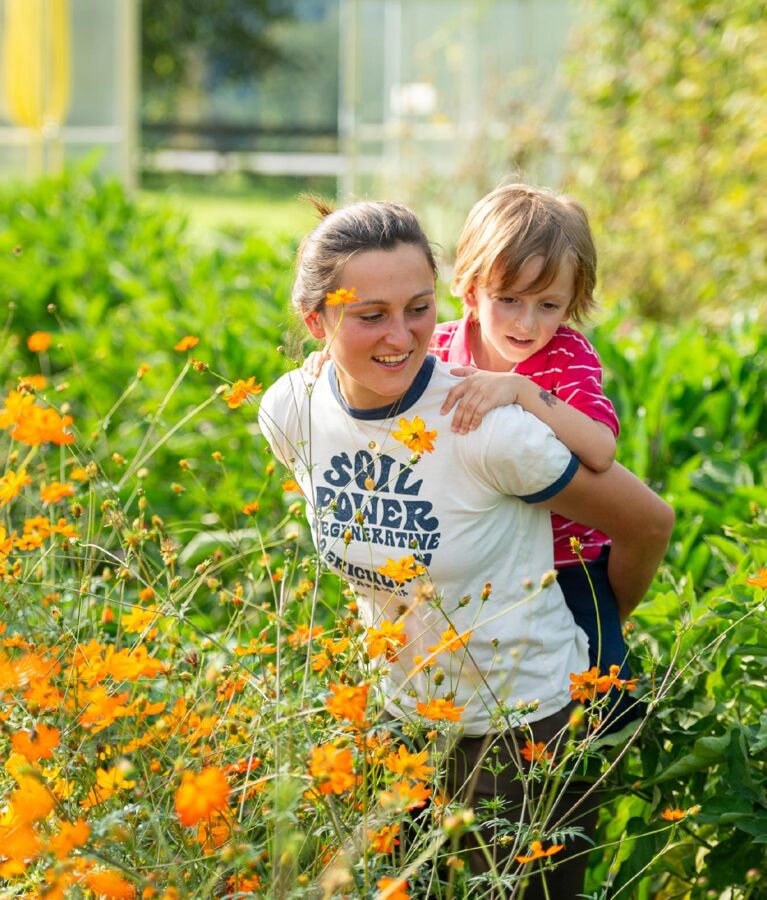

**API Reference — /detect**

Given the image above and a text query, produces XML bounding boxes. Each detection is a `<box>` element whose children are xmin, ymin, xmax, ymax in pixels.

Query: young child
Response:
<box><xmin>433</xmin><ymin>183</ymin><xmax>637</xmax><ymax>730</ymax></box>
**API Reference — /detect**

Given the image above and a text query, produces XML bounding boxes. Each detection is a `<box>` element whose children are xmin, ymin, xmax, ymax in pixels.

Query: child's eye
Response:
<box><xmin>541</xmin><ymin>302</ymin><xmax>563</xmax><ymax>311</ymax></box>
<box><xmin>359</xmin><ymin>312</ymin><xmax>384</xmax><ymax>322</ymax></box>
<box><xmin>496</xmin><ymin>296</ymin><xmax>519</xmax><ymax>305</ymax></box>
<box><xmin>408</xmin><ymin>303</ymin><xmax>431</xmax><ymax>315</ymax></box>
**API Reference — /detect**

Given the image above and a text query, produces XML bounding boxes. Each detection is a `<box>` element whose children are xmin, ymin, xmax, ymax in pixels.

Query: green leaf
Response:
<box><xmin>647</xmin><ymin>733</ymin><xmax>733</xmax><ymax>785</ymax></box>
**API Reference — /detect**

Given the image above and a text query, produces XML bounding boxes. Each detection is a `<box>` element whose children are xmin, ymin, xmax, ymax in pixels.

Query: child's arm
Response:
<box><xmin>302</xmin><ymin>349</ymin><xmax>329</xmax><ymax>377</ymax></box>
<box><xmin>441</xmin><ymin>368</ymin><xmax>617</xmax><ymax>472</ymax></box>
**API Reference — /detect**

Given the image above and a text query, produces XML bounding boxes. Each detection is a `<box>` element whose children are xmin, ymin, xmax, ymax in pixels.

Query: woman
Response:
<box><xmin>258</xmin><ymin>200</ymin><xmax>673</xmax><ymax>897</ymax></box>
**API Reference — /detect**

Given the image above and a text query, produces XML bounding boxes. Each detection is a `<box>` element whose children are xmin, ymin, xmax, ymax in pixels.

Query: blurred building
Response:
<box><xmin>0</xmin><ymin>0</ymin><xmax>138</xmax><ymax>184</ymax></box>
<box><xmin>0</xmin><ymin>0</ymin><xmax>572</xmax><ymax>242</ymax></box>
<box><xmin>143</xmin><ymin>0</ymin><xmax>572</xmax><ymax>244</ymax></box>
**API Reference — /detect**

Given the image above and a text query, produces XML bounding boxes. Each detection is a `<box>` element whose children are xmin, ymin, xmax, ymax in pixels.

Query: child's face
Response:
<box><xmin>466</xmin><ymin>256</ymin><xmax>574</xmax><ymax>370</ymax></box>
<box><xmin>306</xmin><ymin>243</ymin><xmax>437</xmax><ymax>409</ymax></box>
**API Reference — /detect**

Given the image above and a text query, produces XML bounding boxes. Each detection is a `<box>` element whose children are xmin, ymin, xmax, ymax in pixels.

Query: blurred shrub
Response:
<box><xmin>565</xmin><ymin>0</ymin><xmax>767</xmax><ymax>320</ymax></box>
<box><xmin>0</xmin><ymin>169</ymin><xmax>297</xmax><ymax>527</ymax></box>
<box><xmin>589</xmin><ymin>309</ymin><xmax>767</xmax><ymax>590</ymax></box>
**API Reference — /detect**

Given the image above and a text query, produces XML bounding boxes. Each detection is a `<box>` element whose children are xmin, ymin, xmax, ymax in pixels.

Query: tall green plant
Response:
<box><xmin>565</xmin><ymin>0</ymin><xmax>767</xmax><ymax>320</ymax></box>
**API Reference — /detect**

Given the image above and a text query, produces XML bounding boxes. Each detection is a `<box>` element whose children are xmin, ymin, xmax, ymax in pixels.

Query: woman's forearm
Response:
<box><xmin>544</xmin><ymin>462</ymin><xmax>675</xmax><ymax>620</ymax></box>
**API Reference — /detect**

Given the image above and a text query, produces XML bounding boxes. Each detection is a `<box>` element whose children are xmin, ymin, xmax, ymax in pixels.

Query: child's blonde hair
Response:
<box><xmin>452</xmin><ymin>183</ymin><xmax>597</xmax><ymax>323</ymax></box>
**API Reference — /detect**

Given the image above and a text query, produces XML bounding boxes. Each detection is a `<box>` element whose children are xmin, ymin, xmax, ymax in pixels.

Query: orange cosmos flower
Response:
<box><xmin>11</xmin><ymin>405</ymin><xmax>75</xmax><ymax>446</ymax></box>
<box><xmin>365</xmin><ymin>620</ymin><xmax>407</xmax><ymax>660</ymax></box>
<box><xmin>746</xmin><ymin>568</ymin><xmax>767</xmax><ymax>589</ymax></box>
<box><xmin>287</xmin><ymin>623</ymin><xmax>323</xmax><ymax>649</ymax></box>
<box><xmin>426</xmin><ymin>626</ymin><xmax>471</xmax><ymax>655</ymax></box>
<box><xmin>40</xmin><ymin>481</ymin><xmax>75</xmax><ymax>504</ymax></box>
<box><xmin>50</xmin><ymin>818</ymin><xmax>90</xmax><ymax>859</ymax></box>
<box><xmin>661</xmin><ymin>808</ymin><xmax>685</xmax><ymax>821</ymax></box>
<box><xmin>7</xmin><ymin>764</ymin><xmax>56</xmax><ymax>824</ymax></box>
<box><xmin>10</xmin><ymin>724</ymin><xmax>60</xmax><ymax>762</ymax></box>
<box><xmin>377</xmin><ymin>555</ymin><xmax>426</xmax><ymax>584</ymax></box>
<box><xmin>19</xmin><ymin>374</ymin><xmax>47</xmax><ymax>391</ymax></box>
<box><xmin>27</xmin><ymin>331</ymin><xmax>52</xmax><ymax>352</ymax></box>
<box><xmin>282</xmin><ymin>478</ymin><xmax>301</xmax><ymax>494</ymax></box>
<box><xmin>175</xmin><ymin>767</ymin><xmax>231</xmax><ymax>826</ymax></box>
<box><xmin>174</xmin><ymin>335</ymin><xmax>199</xmax><ymax>352</ymax></box>
<box><xmin>83</xmin><ymin>868</ymin><xmax>136</xmax><ymax>899</ymax></box>
<box><xmin>325</xmin><ymin>682</ymin><xmax>369</xmax><ymax>726</ymax></box>
<box><xmin>0</xmin><ymin>468</ymin><xmax>32</xmax><ymax>507</ymax></box>
<box><xmin>242</xmin><ymin>501</ymin><xmax>260</xmax><ymax>515</ymax></box>
<box><xmin>521</xmin><ymin>740</ymin><xmax>553</xmax><ymax>764</ymax></box>
<box><xmin>416</xmin><ymin>698</ymin><xmax>465</xmax><ymax>722</ymax></box>
<box><xmin>138</xmin><ymin>586</ymin><xmax>155</xmax><ymax>602</ymax></box>
<box><xmin>568</xmin><ymin>666</ymin><xmax>602</xmax><ymax>703</ymax></box>
<box><xmin>196</xmin><ymin>811</ymin><xmax>231</xmax><ymax>853</ymax></box>
<box><xmin>569</xmin><ymin>665</ymin><xmax>637</xmax><ymax>702</ymax></box>
<box><xmin>367</xmin><ymin>823</ymin><xmax>400</xmax><ymax>854</ymax></box>
<box><xmin>662</xmin><ymin>805</ymin><xmax>700</xmax><ymax>821</ymax></box>
<box><xmin>308</xmin><ymin>743</ymin><xmax>356</xmax><ymax>795</ymax></box>
<box><xmin>376</xmin><ymin>876</ymin><xmax>410</xmax><ymax>900</ymax></box>
<box><xmin>325</xmin><ymin>287</ymin><xmax>360</xmax><ymax>306</ymax></box>
<box><xmin>384</xmin><ymin>744</ymin><xmax>434</xmax><ymax>780</ymax></box>
<box><xmin>380</xmin><ymin>779</ymin><xmax>432</xmax><ymax>812</ymax></box>
<box><xmin>223</xmin><ymin>376</ymin><xmax>262</xmax><ymax>409</ymax></box>
<box><xmin>515</xmin><ymin>840</ymin><xmax>565</xmax><ymax>863</ymax></box>
<box><xmin>391</xmin><ymin>415</ymin><xmax>437</xmax><ymax>455</ymax></box>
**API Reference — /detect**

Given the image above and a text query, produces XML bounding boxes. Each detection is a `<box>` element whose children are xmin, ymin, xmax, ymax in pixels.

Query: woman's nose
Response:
<box><xmin>385</xmin><ymin>315</ymin><xmax>409</xmax><ymax>345</ymax></box>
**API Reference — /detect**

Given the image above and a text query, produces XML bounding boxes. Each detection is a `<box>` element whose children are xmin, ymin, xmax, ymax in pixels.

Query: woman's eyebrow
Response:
<box><xmin>353</xmin><ymin>288</ymin><xmax>435</xmax><ymax>306</ymax></box>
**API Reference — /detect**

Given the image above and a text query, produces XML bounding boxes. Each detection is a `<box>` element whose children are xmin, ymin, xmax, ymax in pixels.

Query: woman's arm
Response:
<box><xmin>442</xmin><ymin>370</ymin><xmax>616</xmax><ymax>472</ymax></box>
<box><xmin>539</xmin><ymin>462</ymin><xmax>674</xmax><ymax>620</ymax></box>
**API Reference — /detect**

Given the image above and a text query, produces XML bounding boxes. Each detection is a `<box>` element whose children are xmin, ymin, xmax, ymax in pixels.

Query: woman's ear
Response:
<box><xmin>304</xmin><ymin>311</ymin><xmax>326</xmax><ymax>340</ymax></box>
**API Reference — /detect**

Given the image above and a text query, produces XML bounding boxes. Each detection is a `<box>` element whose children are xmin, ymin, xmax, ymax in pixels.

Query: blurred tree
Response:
<box><xmin>564</xmin><ymin>0</ymin><xmax>766</xmax><ymax>320</ymax></box>
<box><xmin>142</xmin><ymin>0</ymin><xmax>295</xmax><ymax>105</ymax></box>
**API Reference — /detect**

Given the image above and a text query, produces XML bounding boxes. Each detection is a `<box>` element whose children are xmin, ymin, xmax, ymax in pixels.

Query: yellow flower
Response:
<box><xmin>0</xmin><ymin>468</ymin><xmax>32</xmax><ymax>507</ymax></box>
<box><xmin>391</xmin><ymin>415</ymin><xmax>437</xmax><ymax>454</ymax></box>
<box><xmin>325</xmin><ymin>287</ymin><xmax>360</xmax><ymax>306</ymax></box>
<box><xmin>377</xmin><ymin>555</ymin><xmax>426</xmax><ymax>584</ymax></box>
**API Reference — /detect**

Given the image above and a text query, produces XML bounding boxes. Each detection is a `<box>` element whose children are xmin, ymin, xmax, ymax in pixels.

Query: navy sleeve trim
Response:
<box><xmin>518</xmin><ymin>453</ymin><xmax>580</xmax><ymax>504</ymax></box>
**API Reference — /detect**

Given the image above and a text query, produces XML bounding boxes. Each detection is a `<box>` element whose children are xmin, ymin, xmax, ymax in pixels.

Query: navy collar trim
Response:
<box><xmin>328</xmin><ymin>355</ymin><xmax>437</xmax><ymax>420</ymax></box>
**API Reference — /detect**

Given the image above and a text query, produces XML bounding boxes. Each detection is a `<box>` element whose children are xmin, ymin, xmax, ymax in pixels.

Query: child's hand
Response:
<box><xmin>303</xmin><ymin>350</ymin><xmax>328</xmax><ymax>378</ymax></box>
<box><xmin>441</xmin><ymin>368</ymin><xmax>522</xmax><ymax>434</ymax></box>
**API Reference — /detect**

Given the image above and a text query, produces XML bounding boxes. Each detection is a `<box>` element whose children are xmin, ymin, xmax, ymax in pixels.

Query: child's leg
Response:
<box><xmin>557</xmin><ymin>546</ymin><xmax>642</xmax><ymax>732</ymax></box>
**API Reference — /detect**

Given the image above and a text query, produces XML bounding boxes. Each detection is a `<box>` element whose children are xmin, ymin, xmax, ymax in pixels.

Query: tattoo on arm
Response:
<box><xmin>539</xmin><ymin>389</ymin><xmax>557</xmax><ymax>408</ymax></box>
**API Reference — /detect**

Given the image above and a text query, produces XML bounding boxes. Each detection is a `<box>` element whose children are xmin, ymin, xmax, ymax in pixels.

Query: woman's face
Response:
<box><xmin>308</xmin><ymin>243</ymin><xmax>437</xmax><ymax>409</ymax></box>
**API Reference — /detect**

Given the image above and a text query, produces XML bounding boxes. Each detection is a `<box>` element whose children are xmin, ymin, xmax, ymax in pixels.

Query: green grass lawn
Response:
<box><xmin>138</xmin><ymin>172</ymin><xmax>336</xmax><ymax>242</ymax></box>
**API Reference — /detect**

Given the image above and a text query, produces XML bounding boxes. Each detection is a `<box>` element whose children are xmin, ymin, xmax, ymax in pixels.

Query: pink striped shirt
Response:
<box><xmin>430</xmin><ymin>316</ymin><xmax>620</xmax><ymax>567</ymax></box>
